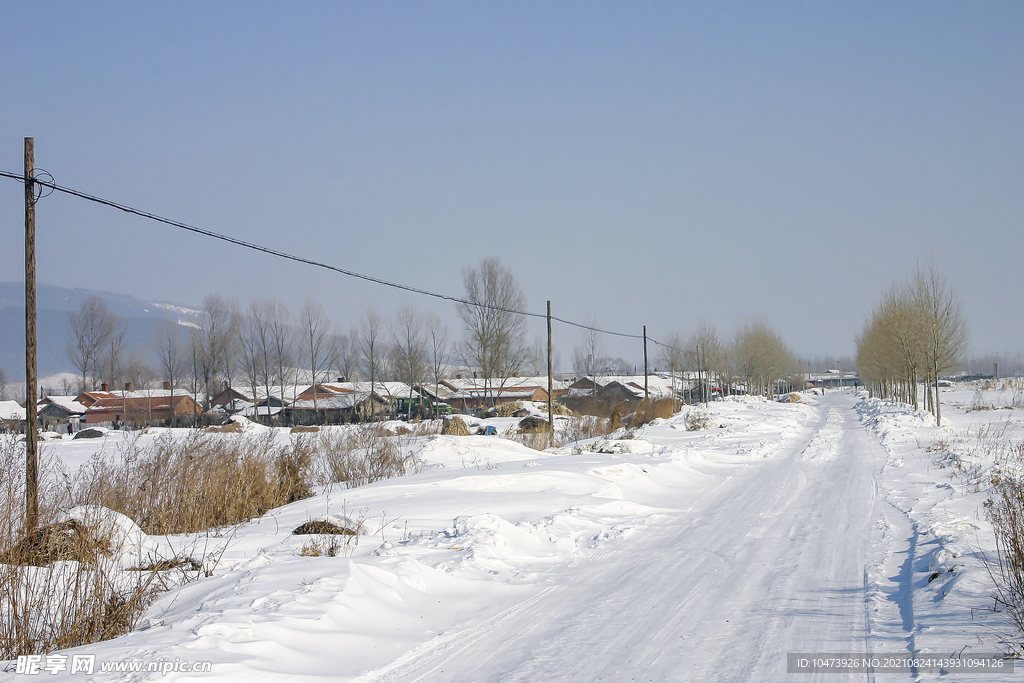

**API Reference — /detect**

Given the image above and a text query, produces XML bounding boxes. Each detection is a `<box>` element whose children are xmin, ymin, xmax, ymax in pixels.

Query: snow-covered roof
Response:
<box><xmin>317</xmin><ymin>382</ymin><xmax>414</xmax><ymax>400</ymax></box>
<box><xmin>566</xmin><ymin>375</ymin><xmax>680</xmax><ymax>399</ymax></box>
<box><xmin>229</xmin><ymin>385</ymin><xmax>307</xmax><ymax>402</ymax></box>
<box><xmin>449</xmin><ymin>387</ymin><xmax>547</xmax><ymax>400</ymax></box>
<box><xmin>244</xmin><ymin>405</ymin><xmax>284</xmax><ymax>417</ymax></box>
<box><xmin>40</xmin><ymin>395</ymin><xmax>89</xmax><ymax>414</ymax></box>
<box><xmin>0</xmin><ymin>400</ymin><xmax>27</xmax><ymax>421</ymax></box>
<box><xmin>289</xmin><ymin>392</ymin><xmax>385</xmax><ymax>411</ymax></box>
<box><xmin>444</xmin><ymin>376</ymin><xmax>571</xmax><ymax>391</ymax></box>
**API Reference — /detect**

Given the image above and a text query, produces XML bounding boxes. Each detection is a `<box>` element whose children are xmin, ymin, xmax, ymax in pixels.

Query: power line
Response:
<box><xmin>2</xmin><ymin>169</ymin><xmax>680</xmax><ymax>350</ymax></box>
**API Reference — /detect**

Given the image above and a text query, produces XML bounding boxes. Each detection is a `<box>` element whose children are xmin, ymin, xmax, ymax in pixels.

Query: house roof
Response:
<box><xmin>444</xmin><ymin>377</ymin><xmax>571</xmax><ymax>392</ymax></box>
<box><xmin>39</xmin><ymin>396</ymin><xmax>88</xmax><ymax>414</ymax></box>
<box><xmin>0</xmin><ymin>400</ymin><xmax>26</xmax><ymax>421</ymax></box>
<box><xmin>449</xmin><ymin>386</ymin><xmax>548</xmax><ymax>400</ymax></box>
<box><xmin>313</xmin><ymin>382</ymin><xmax>415</xmax><ymax>400</ymax></box>
<box><xmin>414</xmin><ymin>383</ymin><xmax>456</xmax><ymax>400</ymax></box>
<box><xmin>86</xmin><ymin>395</ymin><xmax>199</xmax><ymax>413</ymax></box>
<box><xmin>214</xmin><ymin>385</ymin><xmax>307</xmax><ymax>404</ymax></box>
<box><xmin>289</xmin><ymin>392</ymin><xmax>387</xmax><ymax>411</ymax></box>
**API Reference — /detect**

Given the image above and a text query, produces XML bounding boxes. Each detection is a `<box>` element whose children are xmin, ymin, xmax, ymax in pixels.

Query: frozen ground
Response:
<box><xmin>3</xmin><ymin>386</ymin><xmax>1022</xmax><ymax>681</ymax></box>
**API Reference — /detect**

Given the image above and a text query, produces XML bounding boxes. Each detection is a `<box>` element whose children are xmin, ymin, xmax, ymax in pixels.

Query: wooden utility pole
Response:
<box><xmin>24</xmin><ymin>137</ymin><xmax>39</xmax><ymax>532</ymax></box>
<box><xmin>643</xmin><ymin>326</ymin><xmax>649</xmax><ymax>400</ymax></box>
<box><xmin>546</xmin><ymin>301</ymin><xmax>554</xmax><ymax>449</ymax></box>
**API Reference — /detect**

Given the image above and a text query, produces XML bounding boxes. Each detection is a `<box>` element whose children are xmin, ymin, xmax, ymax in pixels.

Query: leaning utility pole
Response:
<box><xmin>24</xmin><ymin>137</ymin><xmax>39</xmax><ymax>532</ymax></box>
<box><xmin>643</xmin><ymin>325</ymin><xmax>649</xmax><ymax>400</ymax></box>
<box><xmin>546</xmin><ymin>301</ymin><xmax>554</xmax><ymax>449</ymax></box>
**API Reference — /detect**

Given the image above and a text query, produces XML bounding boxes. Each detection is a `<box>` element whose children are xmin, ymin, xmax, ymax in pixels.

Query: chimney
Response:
<box><xmin>163</xmin><ymin>381</ymin><xmax>171</xmax><ymax>390</ymax></box>
<box><xmin>124</xmin><ymin>382</ymin><xmax>132</xmax><ymax>392</ymax></box>
<box><xmin>337</xmin><ymin>376</ymin><xmax>345</xmax><ymax>383</ymax></box>
<box><xmin>101</xmin><ymin>382</ymin><xmax>108</xmax><ymax>392</ymax></box>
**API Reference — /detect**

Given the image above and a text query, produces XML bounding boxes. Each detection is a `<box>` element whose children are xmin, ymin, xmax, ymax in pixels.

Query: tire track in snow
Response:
<box><xmin>352</xmin><ymin>585</ymin><xmax>561</xmax><ymax>683</ymax></box>
<box><xmin>799</xmin><ymin>407</ymin><xmax>844</xmax><ymax>464</ymax></box>
<box><xmin>358</xmin><ymin>394</ymin><xmax>886</xmax><ymax>683</ymax></box>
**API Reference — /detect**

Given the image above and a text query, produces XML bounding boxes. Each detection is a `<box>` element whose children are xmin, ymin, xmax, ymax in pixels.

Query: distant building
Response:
<box><xmin>84</xmin><ymin>395</ymin><xmax>201</xmax><ymax>427</ymax></box>
<box><xmin>37</xmin><ymin>396</ymin><xmax>87</xmax><ymax>431</ymax></box>
<box><xmin>448</xmin><ymin>386</ymin><xmax>550</xmax><ymax>413</ymax></box>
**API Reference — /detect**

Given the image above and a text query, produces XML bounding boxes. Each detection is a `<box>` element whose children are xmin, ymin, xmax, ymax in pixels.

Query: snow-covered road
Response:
<box><xmin>8</xmin><ymin>389</ymin><xmax>1014</xmax><ymax>682</ymax></box>
<box><xmin>362</xmin><ymin>393</ymin><xmax>889</xmax><ymax>682</ymax></box>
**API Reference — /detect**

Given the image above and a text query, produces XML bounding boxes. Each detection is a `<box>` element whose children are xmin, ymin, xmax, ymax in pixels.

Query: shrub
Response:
<box><xmin>0</xmin><ymin>437</ymin><xmax>163</xmax><ymax>658</ymax></box>
<box><xmin>558</xmin><ymin>415</ymin><xmax>609</xmax><ymax>444</ymax></box>
<box><xmin>317</xmin><ymin>424</ymin><xmax>415</xmax><ymax>489</ymax></box>
<box><xmin>686</xmin><ymin>410</ymin><xmax>713</xmax><ymax>431</ymax></box>
<box><xmin>629</xmin><ymin>398</ymin><xmax>678</xmax><ymax>427</ymax></box>
<box><xmin>984</xmin><ymin>441</ymin><xmax>1024</xmax><ymax>654</ymax></box>
<box><xmin>72</xmin><ymin>431</ymin><xmax>310</xmax><ymax>534</ymax></box>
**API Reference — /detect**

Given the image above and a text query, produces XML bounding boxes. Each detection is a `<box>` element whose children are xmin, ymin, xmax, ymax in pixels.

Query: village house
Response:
<box><xmin>36</xmin><ymin>395</ymin><xmax>88</xmax><ymax>432</ymax></box>
<box><xmin>284</xmin><ymin>391</ymin><xmax>390</xmax><ymax>424</ymax></box>
<box><xmin>0</xmin><ymin>400</ymin><xmax>26</xmax><ymax>432</ymax></box>
<box><xmin>84</xmin><ymin>394</ymin><xmax>202</xmax><ymax>427</ymax></box>
<box><xmin>447</xmin><ymin>386</ymin><xmax>550</xmax><ymax>413</ymax></box>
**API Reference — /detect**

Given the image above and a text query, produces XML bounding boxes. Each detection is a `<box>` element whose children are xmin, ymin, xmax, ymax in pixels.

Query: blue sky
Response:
<box><xmin>1</xmin><ymin>1</ymin><xmax>1021</xmax><ymax>365</ymax></box>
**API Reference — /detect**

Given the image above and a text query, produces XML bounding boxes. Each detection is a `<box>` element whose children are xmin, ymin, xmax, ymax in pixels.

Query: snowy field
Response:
<box><xmin>3</xmin><ymin>384</ymin><xmax>1023</xmax><ymax>682</ymax></box>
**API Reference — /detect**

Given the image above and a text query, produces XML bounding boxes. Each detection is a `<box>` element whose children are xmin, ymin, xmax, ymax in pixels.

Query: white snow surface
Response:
<box><xmin>3</xmin><ymin>387</ymin><xmax>1023</xmax><ymax>681</ymax></box>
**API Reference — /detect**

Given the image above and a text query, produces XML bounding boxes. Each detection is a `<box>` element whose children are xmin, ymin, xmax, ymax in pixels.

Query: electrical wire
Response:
<box><xmin>3</xmin><ymin>169</ymin><xmax>681</xmax><ymax>350</ymax></box>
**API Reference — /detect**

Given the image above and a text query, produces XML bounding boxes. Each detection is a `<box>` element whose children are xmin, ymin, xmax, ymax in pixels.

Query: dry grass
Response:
<box><xmin>293</xmin><ymin>517</ymin><xmax>363</xmax><ymax>557</ymax></box>
<box><xmin>685</xmin><ymin>409</ymin><xmax>713</xmax><ymax>431</ymax></box>
<box><xmin>504</xmin><ymin>414</ymin><xmax>612</xmax><ymax>452</ymax></box>
<box><xmin>316</xmin><ymin>424</ymin><xmax>418</xmax><ymax>489</ymax></box>
<box><xmin>491</xmin><ymin>402</ymin><xmax>524</xmax><ymax>417</ymax></box>
<box><xmin>628</xmin><ymin>398</ymin><xmax>678</xmax><ymax>428</ymax></box>
<box><xmin>0</xmin><ymin>421</ymin><xmax>429</xmax><ymax>658</ymax></box>
<box><xmin>299</xmin><ymin>537</ymin><xmax>347</xmax><ymax>557</ymax></box>
<box><xmin>559</xmin><ymin>415</ymin><xmax>609</xmax><ymax>444</ymax></box>
<box><xmin>72</xmin><ymin>431</ymin><xmax>313</xmax><ymax>535</ymax></box>
<box><xmin>441</xmin><ymin>416</ymin><xmax>471</xmax><ymax>436</ymax></box>
<box><xmin>0</xmin><ymin>437</ymin><xmax>163</xmax><ymax>658</ymax></box>
<box><xmin>984</xmin><ymin>443</ymin><xmax>1024</xmax><ymax>655</ymax></box>
<box><xmin>550</xmin><ymin>402</ymin><xmax>575</xmax><ymax>417</ymax></box>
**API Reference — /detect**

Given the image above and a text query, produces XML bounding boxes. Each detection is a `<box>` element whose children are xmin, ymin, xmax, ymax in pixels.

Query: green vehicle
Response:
<box><xmin>396</xmin><ymin>397</ymin><xmax>453</xmax><ymax>417</ymax></box>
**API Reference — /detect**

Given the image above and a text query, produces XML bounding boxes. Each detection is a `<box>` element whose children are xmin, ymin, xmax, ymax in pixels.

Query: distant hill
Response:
<box><xmin>0</xmin><ymin>283</ymin><xmax>204</xmax><ymax>378</ymax></box>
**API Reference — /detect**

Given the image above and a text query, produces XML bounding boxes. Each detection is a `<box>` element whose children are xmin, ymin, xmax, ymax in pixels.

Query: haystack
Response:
<box><xmin>441</xmin><ymin>416</ymin><xmax>471</xmax><ymax>436</ymax></box>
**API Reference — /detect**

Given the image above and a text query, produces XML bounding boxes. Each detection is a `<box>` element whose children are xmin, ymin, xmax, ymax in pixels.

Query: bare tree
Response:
<box><xmin>456</xmin><ymin>256</ymin><xmax>529</xmax><ymax>402</ymax></box>
<box><xmin>0</xmin><ymin>366</ymin><xmax>7</xmax><ymax>400</ymax></box>
<box><xmin>915</xmin><ymin>264</ymin><xmax>968</xmax><ymax>424</ymax></box>
<box><xmin>66</xmin><ymin>295</ymin><xmax>115</xmax><ymax>391</ymax></box>
<box><xmin>731</xmin><ymin>319</ymin><xmax>795</xmax><ymax>398</ymax></box>
<box><xmin>330</xmin><ymin>332</ymin><xmax>359</xmax><ymax>383</ymax></box>
<box><xmin>187</xmin><ymin>326</ymin><xmax>204</xmax><ymax>418</ymax></box>
<box><xmin>200</xmin><ymin>294</ymin><xmax>241</xmax><ymax>403</ymax></box>
<box><xmin>101</xmin><ymin>316</ymin><xmax>129</xmax><ymax>390</ymax></box>
<box><xmin>238</xmin><ymin>306</ymin><xmax>265</xmax><ymax>418</ymax></box>
<box><xmin>122</xmin><ymin>357</ymin><xmax>157</xmax><ymax>394</ymax></box>
<box><xmin>573</xmin><ymin>314</ymin><xmax>607</xmax><ymax>395</ymax></box>
<box><xmin>153</xmin><ymin>319</ymin><xmax>185</xmax><ymax>424</ymax></box>
<box><xmin>237</xmin><ymin>298</ymin><xmax>281</xmax><ymax>421</ymax></box>
<box><xmin>360</xmin><ymin>305</ymin><xmax>386</xmax><ymax>397</ymax></box>
<box><xmin>390</xmin><ymin>303</ymin><xmax>427</xmax><ymax>416</ymax></box>
<box><xmin>266</xmin><ymin>298</ymin><xmax>293</xmax><ymax>408</ymax></box>
<box><xmin>300</xmin><ymin>298</ymin><xmax>332</xmax><ymax>412</ymax></box>
<box><xmin>424</xmin><ymin>312</ymin><xmax>450</xmax><ymax>405</ymax></box>
<box><xmin>687</xmin><ymin>322</ymin><xmax>726</xmax><ymax>402</ymax></box>
<box><xmin>858</xmin><ymin>266</ymin><xmax>968</xmax><ymax>423</ymax></box>
<box><xmin>658</xmin><ymin>332</ymin><xmax>686</xmax><ymax>401</ymax></box>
